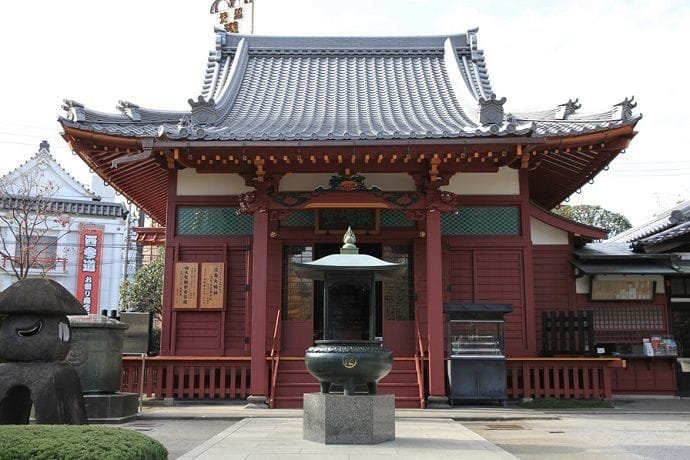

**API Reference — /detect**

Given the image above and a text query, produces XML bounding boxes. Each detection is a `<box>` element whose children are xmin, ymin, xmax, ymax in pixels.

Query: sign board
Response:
<box><xmin>200</xmin><ymin>263</ymin><xmax>225</xmax><ymax>308</ymax></box>
<box><xmin>75</xmin><ymin>224</ymin><xmax>104</xmax><ymax>314</ymax></box>
<box><xmin>120</xmin><ymin>312</ymin><xmax>151</xmax><ymax>354</ymax></box>
<box><xmin>590</xmin><ymin>279</ymin><xmax>655</xmax><ymax>301</ymax></box>
<box><xmin>174</xmin><ymin>262</ymin><xmax>199</xmax><ymax>308</ymax></box>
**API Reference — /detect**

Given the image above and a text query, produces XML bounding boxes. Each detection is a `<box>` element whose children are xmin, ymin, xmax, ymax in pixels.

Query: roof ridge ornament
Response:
<box><xmin>555</xmin><ymin>98</ymin><xmax>581</xmax><ymax>119</ymax></box>
<box><xmin>613</xmin><ymin>96</ymin><xmax>637</xmax><ymax>120</ymax></box>
<box><xmin>478</xmin><ymin>93</ymin><xmax>506</xmax><ymax>126</ymax></box>
<box><xmin>669</xmin><ymin>210</ymin><xmax>690</xmax><ymax>224</ymax></box>
<box><xmin>188</xmin><ymin>96</ymin><xmax>217</xmax><ymax>126</ymax></box>
<box><xmin>116</xmin><ymin>100</ymin><xmax>141</xmax><ymax>121</ymax></box>
<box><xmin>39</xmin><ymin>140</ymin><xmax>50</xmax><ymax>153</ymax></box>
<box><xmin>62</xmin><ymin>99</ymin><xmax>85</xmax><ymax>122</ymax></box>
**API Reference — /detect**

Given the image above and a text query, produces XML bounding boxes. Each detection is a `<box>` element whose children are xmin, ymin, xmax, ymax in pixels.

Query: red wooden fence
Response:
<box><xmin>122</xmin><ymin>356</ymin><xmax>624</xmax><ymax>403</ymax></box>
<box><xmin>506</xmin><ymin>357</ymin><xmax>625</xmax><ymax>400</ymax></box>
<box><xmin>121</xmin><ymin>356</ymin><xmax>251</xmax><ymax>400</ymax></box>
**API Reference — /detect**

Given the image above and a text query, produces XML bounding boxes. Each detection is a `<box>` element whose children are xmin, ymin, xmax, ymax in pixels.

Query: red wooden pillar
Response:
<box><xmin>426</xmin><ymin>209</ymin><xmax>449</xmax><ymax>407</ymax></box>
<box><xmin>160</xmin><ymin>170</ymin><xmax>177</xmax><ymax>356</ymax></box>
<box><xmin>247</xmin><ymin>210</ymin><xmax>269</xmax><ymax>408</ymax></box>
<box><xmin>520</xmin><ymin>169</ymin><xmax>537</xmax><ymax>355</ymax></box>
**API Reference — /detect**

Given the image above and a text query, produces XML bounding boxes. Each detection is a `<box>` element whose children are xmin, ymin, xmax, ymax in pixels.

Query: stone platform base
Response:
<box><xmin>303</xmin><ymin>393</ymin><xmax>395</xmax><ymax>444</ymax></box>
<box><xmin>83</xmin><ymin>392</ymin><xmax>139</xmax><ymax>423</ymax></box>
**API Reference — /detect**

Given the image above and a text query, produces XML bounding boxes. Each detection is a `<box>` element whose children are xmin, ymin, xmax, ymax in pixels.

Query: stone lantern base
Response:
<box><xmin>303</xmin><ymin>393</ymin><xmax>395</xmax><ymax>444</ymax></box>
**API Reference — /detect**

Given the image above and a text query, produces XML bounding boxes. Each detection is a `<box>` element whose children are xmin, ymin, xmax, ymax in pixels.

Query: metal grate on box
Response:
<box><xmin>441</xmin><ymin>207</ymin><xmax>520</xmax><ymax>235</ymax></box>
<box><xmin>380</xmin><ymin>210</ymin><xmax>415</xmax><ymax>228</ymax></box>
<box><xmin>176</xmin><ymin>207</ymin><xmax>253</xmax><ymax>235</ymax></box>
<box><xmin>279</xmin><ymin>210</ymin><xmax>315</xmax><ymax>228</ymax></box>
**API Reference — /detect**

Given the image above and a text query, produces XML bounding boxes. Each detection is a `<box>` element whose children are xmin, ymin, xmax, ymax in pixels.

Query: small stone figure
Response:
<box><xmin>0</xmin><ymin>279</ymin><xmax>88</xmax><ymax>424</ymax></box>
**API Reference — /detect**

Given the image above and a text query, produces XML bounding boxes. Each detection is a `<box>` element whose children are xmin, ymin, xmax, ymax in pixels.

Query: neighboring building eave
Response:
<box><xmin>530</xmin><ymin>202</ymin><xmax>608</xmax><ymax>241</ymax></box>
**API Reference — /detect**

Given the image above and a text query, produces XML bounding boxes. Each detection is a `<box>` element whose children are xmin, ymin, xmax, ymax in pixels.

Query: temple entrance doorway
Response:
<box><xmin>280</xmin><ymin>242</ymin><xmax>415</xmax><ymax>356</ymax></box>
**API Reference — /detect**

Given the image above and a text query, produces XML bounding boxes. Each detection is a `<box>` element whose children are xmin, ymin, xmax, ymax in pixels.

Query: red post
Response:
<box><xmin>425</xmin><ymin>210</ymin><xmax>449</xmax><ymax>407</ymax></box>
<box><xmin>160</xmin><ymin>170</ymin><xmax>177</xmax><ymax>356</ymax></box>
<box><xmin>247</xmin><ymin>210</ymin><xmax>269</xmax><ymax>408</ymax></box>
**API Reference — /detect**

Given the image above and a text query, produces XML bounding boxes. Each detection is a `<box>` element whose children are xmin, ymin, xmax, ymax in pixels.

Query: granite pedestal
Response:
<box><xmin>83</xmin><ymin>393</ymin><xmax>139</xmax><ymax>423</ymax></box>
<box><xmin>303</xmin><ymin>393</ymin><xmax>395</xmax><ymax>444</ymax></box>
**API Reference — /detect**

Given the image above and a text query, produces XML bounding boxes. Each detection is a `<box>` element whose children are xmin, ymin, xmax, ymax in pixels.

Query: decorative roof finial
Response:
<box><xmin>478</xmin><ymin>93</ymin><xmax>507</xmax><ymax>126</ymax></box>
<box><xmin>39</xmin><ymin>140</ymin><xmax>50</xmax><ymax>152</ymax></box>
<box><xmin>116</xmin><ymin>100</ymin><xmax>141</xmax><ymax>121</ymax></box>
<box><xmin>613</xmin><ymin>96</ymin><xmax>637</xmax><ymax>120</ymax></box>
<box><xmin>62</xmin><ymin>99</ymin><xmax>85</xmax><ymax>122</ymax></box>
<box><xmin>555</xmin><ymin>98</ymin><xmax>581</xmax><ymax>119</ymax></box>
<box><xmin>340</xmin><ymin>227</ymin><xmax>359</xmax><ymax>255</ymax></box>
<box><xmin>188</xmin><ymin>96</ymin><xmax>217</xmax><ymax>126</ymax></box>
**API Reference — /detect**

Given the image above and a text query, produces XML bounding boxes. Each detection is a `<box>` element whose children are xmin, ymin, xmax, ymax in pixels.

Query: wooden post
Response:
<box><xmin>425</xmin><ymin>210</ymin><xmax>449</xmax><ymax>408</ymax></box>
<box><xmin>160</xmin><ymin>170</ymin><xmax>177</xmax><ymax>356</ymax></box>
<box><xmin>247</xmin><ymin>210</ymin><xmax>269</xmax><ymax>408</ymax></box>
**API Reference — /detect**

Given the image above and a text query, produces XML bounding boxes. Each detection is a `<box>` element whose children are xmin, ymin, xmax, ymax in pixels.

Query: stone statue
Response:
<box><xmin>0</xmin><ymin>279</ymin><xmax>88</xmax><ymax>424</ymax></box>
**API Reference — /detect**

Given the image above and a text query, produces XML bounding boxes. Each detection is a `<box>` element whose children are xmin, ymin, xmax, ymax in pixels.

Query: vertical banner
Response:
<box><xmin>75</xmin><ymin>224</ymin><xmax>104</xmax><ymax>314</ymax></box>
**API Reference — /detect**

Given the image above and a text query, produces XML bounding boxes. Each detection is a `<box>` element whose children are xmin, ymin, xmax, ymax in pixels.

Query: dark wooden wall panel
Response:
<box><xmin>532</xmin><ymin>245</ymin><xmax>576</xmax><ymax>352</ymax></box>
<box><xmin>169</xmin><ymin>238</ymin><xmax>250</xmax><ymax>356</ymax></box>
<box><xmin>443</xmin><ymin>245</ymin><xmax>527</xmax><ymax>356</ymax></box>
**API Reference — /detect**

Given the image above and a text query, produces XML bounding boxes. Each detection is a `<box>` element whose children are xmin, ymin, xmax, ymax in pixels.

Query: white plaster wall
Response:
<box><xmin>575</xmin><ymin>274</ymin><xmax>665</xmax><ymax>294</ymax></box>
<box><xmin>530</xmin><ymin>217</ymin><xmax>569</xmax><ymax>245</ymax></box>
<box><xmin>278</xmin><ymin>173</ymin><xmax>415</xmax><ymax>191</ymax></box>
<box><xmin>176</xmin><ymin>169</ymin><xmax>255</xmax><ymax>195</ymax></box>
<box><xmin>440</xmin><ymin>167</ymin><xmax>519</xmax><ymax>195</ymax></box>
<box><xmin>0</xmin><ymin>215</ymin><xmax>127</xmax><ymax>313</ymax></box>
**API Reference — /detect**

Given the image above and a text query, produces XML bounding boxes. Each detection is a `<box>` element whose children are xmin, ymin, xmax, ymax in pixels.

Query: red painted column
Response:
<box><xmin>160</xmin><ymin>170</ymin><xmax>177</xmax><ymax>356</ymax></box>
<box><xmin>426</xmin><ymin>209</ymin><xmax>449</xmax><ymax>407</ymax></box>
<box><xmin>519</xmin><ymin>169</ymin><xmax>537</xmax><ymax>355</ymax></box>
<box><xmin>247</xmin><ymin>210</ymin><xmax>269</xmax><ymax>407</ymax></box>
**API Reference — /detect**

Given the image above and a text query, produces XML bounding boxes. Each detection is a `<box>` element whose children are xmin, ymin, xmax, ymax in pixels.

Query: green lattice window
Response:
<box><xmin>380</xmin><ymin>210</ymin><xmax>415</xmax><ymax>228</ymax></box>
<box><xmin>279</xmin><ymin>210</ymin><xmax>315</xmax><ymax>228</ymax></box>
<box><xmin>176</xmin><ymin>207</ymin><xmax>253</xmax><ymax>235</ymax></box>
<box><xmin>441</xmin><ymin>207</ymin><xmax>520</xmax><ymax>235</ymax></box>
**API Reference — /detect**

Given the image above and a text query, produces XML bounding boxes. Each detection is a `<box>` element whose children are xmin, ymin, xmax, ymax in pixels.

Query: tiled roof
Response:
<box><xmin>60</xmin><ymin>29</ymin><xmax>639</xmax><ymax>143</ymax></box>
<box><xmin>0</xmin><ymin>196</ymin><xmax>127</xmax><ymax>218</ymax></box>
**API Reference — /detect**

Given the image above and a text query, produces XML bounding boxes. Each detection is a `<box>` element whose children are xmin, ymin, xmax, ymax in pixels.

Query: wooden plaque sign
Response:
<box><xmin>173</xmin><ymin>262</ymin><xmax>199</xmax><ymax>308</ymax></box>
<box><xmin>590</xmin><ymin>279</ymin><xmax>655</xmax><ymax>301</ymax></box>
<box><xmin>200</xmin><ymin>262</ymin><xmax>225</xmax><ymax>309</ymax></box>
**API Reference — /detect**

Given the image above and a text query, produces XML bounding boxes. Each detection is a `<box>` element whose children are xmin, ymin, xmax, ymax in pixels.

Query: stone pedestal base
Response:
<box><xmin>83</xmin><ymin>392</ymin><xmax>138</xmax><ymax>423</ymax></box>
<box><xmin>245</xmin><ymin>395</ymin><xmax>269</xmax><ymax>409</ymax></box>
<box><xmin>303</xmin><ymin>393</ymin><xmax>395</xmax><ymax>444</ymax></box>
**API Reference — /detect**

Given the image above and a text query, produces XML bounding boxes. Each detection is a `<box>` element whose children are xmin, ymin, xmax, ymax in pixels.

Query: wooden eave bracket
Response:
<box><xmin>111</xmin><ymin>138</ymin><xmax>154</xmax><ymax>169</ymax></box>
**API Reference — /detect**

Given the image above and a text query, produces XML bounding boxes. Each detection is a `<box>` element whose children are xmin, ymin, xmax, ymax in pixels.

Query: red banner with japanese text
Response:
<box><xmin>75</xmin><ymin>224</ymin><xmax>104</xmax><ymax>314</ymax></box>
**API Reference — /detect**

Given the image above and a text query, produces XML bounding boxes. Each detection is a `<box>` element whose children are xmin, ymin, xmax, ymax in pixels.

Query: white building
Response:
<box><xmin>0</xmin><ymin>141</ymin><xmax>128</xmax><ymax>314</ymax></box>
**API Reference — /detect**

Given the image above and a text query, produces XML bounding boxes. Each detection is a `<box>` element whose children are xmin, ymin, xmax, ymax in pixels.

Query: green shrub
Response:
<box><xmin>0</xmin><ymin>425</ymin><xmax>167</xmax><ymax>460</ymax></box>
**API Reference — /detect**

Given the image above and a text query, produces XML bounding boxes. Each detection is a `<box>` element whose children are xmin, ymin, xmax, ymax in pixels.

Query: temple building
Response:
<box><xmin>59</xmin><ymin>29</ymin><xmax>671</xmax><ymax>408</ymax></box>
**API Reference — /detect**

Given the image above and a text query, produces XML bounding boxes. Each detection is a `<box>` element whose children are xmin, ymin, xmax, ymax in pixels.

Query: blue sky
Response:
<box><xmin>1</xmin><ymin>0</ymin><xmax>688</xmax><ymax>225</ymax></box>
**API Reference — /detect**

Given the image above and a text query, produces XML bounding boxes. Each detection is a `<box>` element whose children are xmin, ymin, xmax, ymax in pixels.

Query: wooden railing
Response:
<box><xmin>268</xmin><ymin>306</ymin><xmax>282</xmax><ymax>408</ymax></box>
<box><xmin>505</xmin><ymin>357</ymin><xmax>625</xmax><ymax>400</ymax></box>
<box><xmin>414</xmin><ymin>318</ymin><xmax>426</xmax><ymax>408</ymax></box>
<box><xmin>121</xmin><ymin>356</ymin><xmax>251</xmax><ymax>400</ymax></box>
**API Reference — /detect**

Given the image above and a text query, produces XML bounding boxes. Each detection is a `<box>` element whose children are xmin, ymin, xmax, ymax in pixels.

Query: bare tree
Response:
<box><xmin>0</xmin><ymin>171</ymin><xmax>71</xmax><ymax>279</ymax></box>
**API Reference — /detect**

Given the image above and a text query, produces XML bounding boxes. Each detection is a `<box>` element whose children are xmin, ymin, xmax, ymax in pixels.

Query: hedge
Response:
<box><xmin>0</xmin><ymin>425</ymin><xmax>167</xmax><ymax>460</ymax></box>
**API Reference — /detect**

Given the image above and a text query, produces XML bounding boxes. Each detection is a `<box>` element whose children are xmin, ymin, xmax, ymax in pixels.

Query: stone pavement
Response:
<box><xmin>177</xmin><ymin>417</ymin><xmax>515</xmax><ymax>459</ymax></box>
<box><xmin>125</xmin><ymin>397</ymin><xmax>690</xmax><ymax>459</ymax></box>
